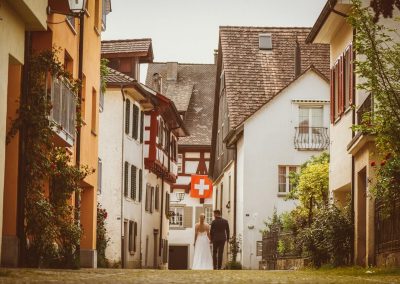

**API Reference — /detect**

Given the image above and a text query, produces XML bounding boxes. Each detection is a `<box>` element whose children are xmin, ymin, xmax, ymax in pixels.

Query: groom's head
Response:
<box><xmin>213</xmin><ymin>210</ymin><xmax>221</xmax><ymax>218</ymax></box>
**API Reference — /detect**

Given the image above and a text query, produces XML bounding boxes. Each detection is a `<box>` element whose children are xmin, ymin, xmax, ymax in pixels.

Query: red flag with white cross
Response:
<box><xmin>190</xmin><ymin>175</ymin><xmax>213</xmax><ymax>199</ymax></box>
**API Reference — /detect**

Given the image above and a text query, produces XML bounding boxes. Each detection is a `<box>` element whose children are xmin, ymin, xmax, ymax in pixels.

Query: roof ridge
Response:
<box><xmin>149</xmin><ymin>62</ymin><xmax>216</xmax><ymax>66</ymax></box>
<box><xmin>102</xmin><ymin>38</ymin><xmax>152</xmax><ymax>43</ymax></box>
<box><xmin>219</xmin><ymin>25</ymin><xmax>312</xmax><ymax>30</ymax></box>
<box><xmin>106</xmin><ymin>66</ymin><xmax>135</xmax><ymax>82</ymax></box>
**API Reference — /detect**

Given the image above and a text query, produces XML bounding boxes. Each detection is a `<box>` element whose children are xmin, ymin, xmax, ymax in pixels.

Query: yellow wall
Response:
<box><xmin>0</xmin><ymin>0</ymin><xmax>27</xmax><ymax>261</ymax></box>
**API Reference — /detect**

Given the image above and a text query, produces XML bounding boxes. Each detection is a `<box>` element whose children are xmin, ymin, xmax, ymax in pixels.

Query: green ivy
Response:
<box><xmin>96</xmin><ymin>203</ymin><xmax>110</xmax><ymax>268</ymax></box>
<box><xmin>7</xmin><ymin>49</ymin><xmax>91</xmax><ymax>268</ymax></box>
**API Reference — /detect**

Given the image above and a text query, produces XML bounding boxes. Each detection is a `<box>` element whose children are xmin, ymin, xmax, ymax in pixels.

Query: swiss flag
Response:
<box><xmin>190</xmin><ymin>175</ymin><xmax>213</xmax><ymax>199</ymax></box>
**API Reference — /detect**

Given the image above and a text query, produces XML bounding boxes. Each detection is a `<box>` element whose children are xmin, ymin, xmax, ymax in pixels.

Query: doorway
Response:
<box><xmin>356</xmin><ymin>167</ymin><xmax>367</xmax><ymax>266</ymax></box>
<box><xmin>169</xmin><ymin>245</ymin><xmax>189</xmax><ymax>270</ymax></box>
<box><xmin>153</xmin><ymin>230</ymin><xmax>159</xmax><ymax>268</ymax></box>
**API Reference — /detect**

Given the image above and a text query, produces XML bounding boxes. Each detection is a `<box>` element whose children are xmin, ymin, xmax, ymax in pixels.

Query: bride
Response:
<box><xmin>192</xmin><ymin>213</ymin><xmax>213</xmax><ymax>270</ymax></box>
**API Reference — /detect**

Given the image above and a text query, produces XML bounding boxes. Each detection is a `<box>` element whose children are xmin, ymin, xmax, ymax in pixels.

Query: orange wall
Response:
<box><xmin>3</xmin><ymin>64</ymin><xmax>22</xmax><ymax>236</ymax></box>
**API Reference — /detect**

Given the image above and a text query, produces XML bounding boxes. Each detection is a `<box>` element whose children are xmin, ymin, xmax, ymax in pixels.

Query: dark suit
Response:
<box><xmin>210</xmin><ymin>217</ymin><xmax>230</xmax><ymax>269</ymax></box>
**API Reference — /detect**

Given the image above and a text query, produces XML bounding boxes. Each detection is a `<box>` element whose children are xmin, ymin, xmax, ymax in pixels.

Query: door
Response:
<box><xmin>356</xmin><ymin>168</ymin><xmax>367</xmax><ymax>266</ymax></box>
<box><xmin>298</xmin><ymin>106</ymin><xmax>323</xmax><ymax>148</ymax></box>
<box><xmin>153</xmin><ymin>231</ymin><xmax>158</xmax><ymax>268</ymax></box>
<box><xmin>168</xmin><ymin>245</ymin><xmax>189</xmax><ymax>270</ymax></box>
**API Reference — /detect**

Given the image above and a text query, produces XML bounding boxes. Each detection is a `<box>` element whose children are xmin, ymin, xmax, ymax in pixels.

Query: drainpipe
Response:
<box><xmin>159</xmin><ymin>177</ymin><xmax>164</xmax><ymax>261</ymax></box>
<box><xmin>350</xmin><ymin>30</ymin><xmax>356</xmax><ymax>266</ymax></box>
<box><xmin>120</xmin><ymin>86</ymin><xmax>126</xmax><ymax>268</ymax></box>
<box><xmin>75</xmin><ymin>10</ymin><xmax>85</xmax><ymax>266</ymax></box>
<box><xmin>233</xmin><ymin>144</ymin><xmax>237</xmax><ymax>237</ymax></box>
<box><xmin>16</xmin><ymin>31</ymin><xmax>32</xmax><ymax>267</ymax></box>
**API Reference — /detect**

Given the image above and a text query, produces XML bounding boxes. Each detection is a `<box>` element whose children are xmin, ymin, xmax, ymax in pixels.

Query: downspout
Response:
<box><xmin>233</xmin><ymin>144</ymin><xmax>237</xmax><ymax>237</ymax></box>
<box><xmin>75</xmin><ymin>11</ymin><xmax>85</xmax><ymax>265</ymax></box>
<box><xmin>159</xmin><ymin>177</ymin><xmax>164</xmax><ymax>261</ymax></box>
<box><xmin>17</xmin><ymin>31</ymin><xmax>32</xmax><ymax>267</ymax></box>
<box><xmin>120</xmin><ymin>86</ymin><xmax>126</xmax><ymax>268</ymax></box>
<box><xmin>350</xmin><ymin>30</ymin><xmax>356</xmax><ymax>265</ymax></box>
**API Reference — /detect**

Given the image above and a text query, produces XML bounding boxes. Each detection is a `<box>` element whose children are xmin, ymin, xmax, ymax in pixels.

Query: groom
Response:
<box><xmin>210</xmin><ymin>210</ymin><xmax>230</xmax><ymax>270</ymax></box>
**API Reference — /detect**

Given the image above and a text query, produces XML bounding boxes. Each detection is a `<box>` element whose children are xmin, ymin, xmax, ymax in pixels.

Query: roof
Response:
<box><xmin>306</xmin><ymin>0</ymin><xmax>337</xmax><ymax>44</ymax></box>
<box><xmin>219</xmin><ymin>26</ymin><xmax>330</xmax><ymax>129</ymax></box>
<box><xmin>146</xmin><ymin>63</ymin><xmax>217</xmax><ymax>146</ymax></box>
<box><xmin>104</xmin><ymin>67</ymin><xmax>134</xmax><ymax>85</ymax></box>
<box><xmin>101</xmin><ymin>39</ymin><xmax>154</xmax><ymax>62</ymax></box>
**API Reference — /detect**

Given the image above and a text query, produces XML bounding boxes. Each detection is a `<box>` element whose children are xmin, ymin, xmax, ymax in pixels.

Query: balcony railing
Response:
<box><xmin>49</xmin><ymin>77</ymin><xmax>76</xmax><ymax>146</ymax></box>
<box><xmin>294</xmin><ymin>127</ymin><xmax>329</xmax><ymax>151</ymax></box>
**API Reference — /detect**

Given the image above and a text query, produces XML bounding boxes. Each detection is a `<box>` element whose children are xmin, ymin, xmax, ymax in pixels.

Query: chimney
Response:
<box><xmin>166</xmin><ymin>62</ymin><xmax>178</xmax><ymax>81</ymax></box>
<box><xmin>152</xmin><ymin>73</ymin><xmax>163</xmax><ymax>93</ymax></box>
<box><xmin>294</xmin><ymin>39</ymin><xmax>301</xmax><ymax>77</ymax></box>
<box><xmin>214</xmin><ymin>49</ymin><xmax>218</xmax><ymax>65</ymax></box>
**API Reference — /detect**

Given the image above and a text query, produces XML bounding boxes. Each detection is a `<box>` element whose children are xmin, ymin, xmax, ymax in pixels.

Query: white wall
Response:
<box><xmin>238</xmin><ymin>70</ymin><xmax>330</xmax><ymax>269</ymax></box>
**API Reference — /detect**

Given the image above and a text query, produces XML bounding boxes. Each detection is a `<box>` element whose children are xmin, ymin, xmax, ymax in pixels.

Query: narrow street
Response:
<box><xmin>1</xmin><ymin>268</ymin><xmax>400</xmax><ymax>284</ymax></box>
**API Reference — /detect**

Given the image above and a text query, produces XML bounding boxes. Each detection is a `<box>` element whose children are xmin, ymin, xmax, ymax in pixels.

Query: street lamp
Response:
<box><xmin>173</xmin><ymin>192</ymin><xmax>185</xmax><ymax>203</ymax></box>
<box><xmin>47</xmin><ymin>0</ymin><xmax>86</xmax><ymax>16</ymax></box>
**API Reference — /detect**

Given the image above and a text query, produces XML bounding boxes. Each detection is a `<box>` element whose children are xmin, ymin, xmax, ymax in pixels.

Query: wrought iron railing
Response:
<box><xmin>375</xmin><ymin>198</ymin><xmax>400</xmax><ymax>254</ymax></box>
<box><xmin>50</xmin><ymin>77</ymin><xmax>76</xmax><ymax>145</ymax></box>
<box><xmin>294</xmin><ymin>127</ymin><xmax>329</xmax><ymax>151</ymax></box>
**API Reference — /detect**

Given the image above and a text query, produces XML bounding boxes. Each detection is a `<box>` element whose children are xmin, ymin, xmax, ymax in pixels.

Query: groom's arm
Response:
<box><xmin>210</xmin><ymin>221</ymin><xmax>215</xmax><ymax>241</ymax></box>
<box><xmin>225</xmin><ymin>220</ymin><xmax>230</xmax><ymax>242</ymax></box>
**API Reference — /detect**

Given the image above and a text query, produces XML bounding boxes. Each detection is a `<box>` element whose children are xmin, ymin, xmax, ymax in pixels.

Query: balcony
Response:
<box><xmin>294</xmin><ymin>127</ymin><xmax>329</xmax><ymax>151</ymax></box>
<box><xmin>356</xmin><ymin>94</ymin><xmax>373</xmax><ymax>126</ymax></box>
<box><xmin>49</xmin><ymin>77</ymin><xmax>76</xmax><ymax>147</ymax></box>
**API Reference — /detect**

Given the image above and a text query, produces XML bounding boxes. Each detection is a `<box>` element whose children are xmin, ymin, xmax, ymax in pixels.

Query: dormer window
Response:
<box><xmin>259</xmin><ymin>34</ymin><xmax>272</xmax><ymax>50</ymax></box>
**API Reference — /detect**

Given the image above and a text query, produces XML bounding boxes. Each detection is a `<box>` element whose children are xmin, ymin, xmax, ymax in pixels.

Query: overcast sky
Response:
<box><xmin>102</xmin><ymin>0</ymin><xmax>326</xmax><ymax>82</ymax></box>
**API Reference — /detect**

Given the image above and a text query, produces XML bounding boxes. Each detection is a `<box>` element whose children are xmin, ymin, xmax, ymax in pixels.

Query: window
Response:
<box><xmin>165</xmin><ymin>193</ymin><xmax>170</xmax><ymax>218</ymax></box>
<box><xmin>139</xmin><ymin>169</ymin><xmax>143</xmax><ymax>202</ymax></box>
<box><xmin>66</xmin><ymin>15</ymin><xmax>75</xmax><ymax>30</ymax></box>
<box><xmin>64</xmin><ymin>51</ymin><xmax>73</xmax><ymax>75</ymax></box>
<box><xmin>130</xmin><ymin>165</ymin><xmax>137</xmax><ymax>200</ymax></box>
<box><xmin>215</xmin><ymin>188</ymin><xmax>219</xmax><ymax>210</ymax></box>
<box><xmin>132</xmin><ymin>104</ymin><xmax>139</xmax><ymax>140</ymax></box>
<box><xmin>170</xmin><ymin>207</ymin><xmax>184</xmax><ymax>227</ymax></box>
<box><xmin>259</xmin><ymin>34</ymin><xmax>272</xmax><ymax>50</ymax></box>
<box><xmin>91</xmin><ymin>89</ymin><xmax>97</xmax><ymax>133</ymax></box>
<box><xmin>133</xmin><ymin>222</ymin><xmax>137</xmax><ymax>252</ymax></box>
<box><xmin>140</xmin><ymin>111</ymin><xmax>144</xmax><ymax>143</ymax></box>
<box><xmin>278</xmin><ymin>166</ymin><xmax>299</xmax><ymax>194</ymax></box>
<box><xmin>125</xmin><ymin>100</ymin><xmax>130</xmax><ymax>134</ymax></box>
<box><xmin>205</xmin><ymin>207</ymin><xmax>213</xmax><ymax>224</ymax></box>
<box><xmin>155</xmin><ymin>185</ymin><xmax>160</xmax><ymax>210</ymax></box>
<box><xmin>145</xmin><ymin>184</ymin><xmax>151</xmax><ymax>212</ymax></box>
<box><xmin>330</xmin><ymin>44</ymin><xmax>354</xmax><ymax>123</ymax></box>
<box><xmin>129</xmin><ymin>221</ymin><xmax>134</xmax><ymax>252</ymax></box>
<box><xmin>124</xmin><ymin>162</ymin><xmax>129</xmax><ymax>197</ymax></box>
<box><xmin>178</xmin><ymin>154</ymin><xmax>183</xmax><ymax>173</ymax></box>
<box><xmin>220</xmin><ymin>183</ymin><xmax>224</xmax><ymax>212</ymax></box>
<box><xmin>98</xmin><ymin>158</ymin><xmax>102</xmax><ymax>193</ymax></box>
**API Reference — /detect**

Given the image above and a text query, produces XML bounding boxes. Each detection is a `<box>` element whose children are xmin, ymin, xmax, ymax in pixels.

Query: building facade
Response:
<box><xmin>146</xmin><ymin>62</ymin><xmax>216</xmax><ymax>269</ymax></box>
<box><xmin>2</xmin><ymin>0</ymin><xmax>111</xmax><ymax>268</ymax></box>
<box><xmin>0</xmin><ymin>0</ymin><xmax>47</xmax><ymax>264</ymax></box>
<box><xmin>210</xmin><ymin>26</ymin><xmax>330</xmax><ymax>269</ymax></box>
<box><xmin>307</xmin><ymin>0</ymin><xmax>400</xmax><ymax>267</ymax></box>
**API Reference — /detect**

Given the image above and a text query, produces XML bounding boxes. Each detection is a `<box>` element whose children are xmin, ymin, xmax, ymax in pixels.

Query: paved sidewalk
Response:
<box><xmin>1</xmin><ymin>268</ymin><xmax>400</xmax><ymax>283</ymax></box>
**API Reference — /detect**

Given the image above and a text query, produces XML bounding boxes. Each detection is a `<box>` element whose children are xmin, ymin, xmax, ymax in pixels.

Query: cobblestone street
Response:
<box><xmin>1</xmin><ymin>268</ymin><xmax>400</xmax><ymax>284</ymax></box>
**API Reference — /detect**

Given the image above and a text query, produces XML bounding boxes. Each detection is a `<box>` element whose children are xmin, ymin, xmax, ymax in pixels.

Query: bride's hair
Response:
<box><xmin>199</xmin><ymin>213</ymin><xmax>205</xmax><ymax>223</ymax></box>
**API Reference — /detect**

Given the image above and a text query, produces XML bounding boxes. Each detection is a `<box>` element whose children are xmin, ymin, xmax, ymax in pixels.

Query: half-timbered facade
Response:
<box><xmin>210</xmin><ymin>26</ymin><xmax>330</xmax><ymax>269</ymax></box>
<box><xmin>146</xmin><ymin>62</ymin><xmax>216</xmax><ymax>269</ymax></box>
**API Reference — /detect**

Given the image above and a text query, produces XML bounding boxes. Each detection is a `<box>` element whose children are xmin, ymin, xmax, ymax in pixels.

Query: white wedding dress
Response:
<box><xmin>192</xmin><ymin>231</ymin><xmax>213</xmax><ymax>270</ymax></box>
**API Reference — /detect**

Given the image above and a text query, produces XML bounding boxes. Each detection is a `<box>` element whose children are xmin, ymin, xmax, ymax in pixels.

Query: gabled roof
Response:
<box><xmin>218</xmin><ymin>26</ymin><xmax>330</xmax><ymax>130</ymax></box>
<box><xmin>146</xmin><ymin>63</ymin><xmax>216</xmax><ymax>146</ymax></box>
<box><xmin>104</xmin><ymin>67</ymin><xmax>134</xmax><ymax>86</ymax></box>
<box><xmin>101</xmin><ymin>39</ymin><xmax>154</xmax><ymax>63</ymax></box>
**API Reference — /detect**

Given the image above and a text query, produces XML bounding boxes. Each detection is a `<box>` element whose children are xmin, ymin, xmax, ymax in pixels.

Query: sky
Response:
<box><xmin>102</xmin><ymin>0</ymin><xmax>326</xmax><ymax>82</ymax></box>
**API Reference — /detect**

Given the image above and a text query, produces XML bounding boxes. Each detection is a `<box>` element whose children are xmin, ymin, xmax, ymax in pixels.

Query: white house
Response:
<box><xmin>146</xmin><ymin>62</ymin><xmax>216</xmax><ymax>269</ymax></box>
<box><xmin>210</xmin><ymin>26</ymin><xmax>330</xmax><ymax>269</ymax></box>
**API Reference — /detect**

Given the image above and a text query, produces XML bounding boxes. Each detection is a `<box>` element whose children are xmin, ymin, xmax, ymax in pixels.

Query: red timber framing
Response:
<box><xmin>172</xmin><ymin>145</ymin><xmax>211</xmax><ymax>194</ymax></box>
<box><xmin>144</xmin><ymin>93</ymin><xmax>187</xmax><ymax>184</ymax></box>
<box><xmin>330</xmin><ymin>44</ymin><xmax>354</xmax><ymax>123</ymax></box>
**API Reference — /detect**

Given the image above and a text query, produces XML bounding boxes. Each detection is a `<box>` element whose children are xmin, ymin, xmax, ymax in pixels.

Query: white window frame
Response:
<box><xmin>205</xmin><ymin>207</ymin><xmax>213</xmax><ymax>225</ymax></box>
<box><xmin>178</xmin><ymin>154</ymin><xmax>183</xmax><ymax>173</ymax></box>
<box><xmin>278</xmin><ymin>165</ymin><xmax>299</xmax><ymax>194</ymax></box>
<box><xmin>170</xmin><ymin>207</ymin><xmax>184</xmax><ymax>228</ymax></box>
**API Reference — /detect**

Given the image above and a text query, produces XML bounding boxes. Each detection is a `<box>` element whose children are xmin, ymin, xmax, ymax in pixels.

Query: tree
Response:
<box><xmin>370</xmin><ymin>0</ymin><xmax>400</xmax><ymax>21</ymax></box>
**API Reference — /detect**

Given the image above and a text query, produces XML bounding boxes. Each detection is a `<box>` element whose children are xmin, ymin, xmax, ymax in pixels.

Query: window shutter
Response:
<box><xmin>165</xmin><ymin>193</ymin><xmax>170</xmax><ymax>217</ymax></box>
<box><xmin>125</xmin><ymin>100</ymin><xmax>130</xmax><ymax>134</ymax></box>
<box><xmin>155</xmin><ymin>185</ymin><xmax>160</xmax><ymax>210</ymax></box>
<box><xmin>183</xmin><ymin>206</ymin><xmax>193</xmax><ymax>228</ymax></box>
<box><xmin>134</xmin><ymin>222</ymin><xmax>137</xmax><ymax>252</ymax></box>
<box><xmin>139</xmin><ymin>169</ymin><xmax>143</xmax><ymax>202</ymax></box>
<box><xmin>195</xmin><ymin>206</ymin><xmax>204</xmax><ymax>225</ymax></box>
<box><xmin>129</xmin><ymin>221</ymin><xmax>133</xmax><ymax>251</ymax></box>
<box><xmin>140</xmin><ymin>111</ymin><xmax>144</xmax><ymax>143</ymax></box>
<box><xmin>145</xmin><ymin>184</ymin><xmax>150</xmax><ymax>211</ymax></box>
<box><xmin>124</xmin><ymin>162</ymin><xmax>129</xmax><ymax>197</ymax></box>
<box><xmin>330</xmin><ymin>67</ymin><xmax>335</xmax><ymax>123</ymax></box>
<box><xmin>131</xmin><ymin>165</ymin><xmax>137</xmax><ymax>200</ymax></box>
<box><xmin>98</xmin><ymin>158</ymin><xmax>102</xmax><ymax>193</ymax></box>
<box><xmin>132</xmin><ymin>104</ymin><xmax>139</xmax><ymax>140</ymax></box>
<box><xmin>349</xmin><ymin>44</ymin><xmax>354</xmax><ymax>105</ymax></box>
<box><xmin>339</xmin><ymin>56</ymin><xmax>345</xmax><ymax>115</ymax></box>
<box><xmin>150</xmin><ymin>186</ymin><xmax>154</xmax><ymax>213</ymax></box>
